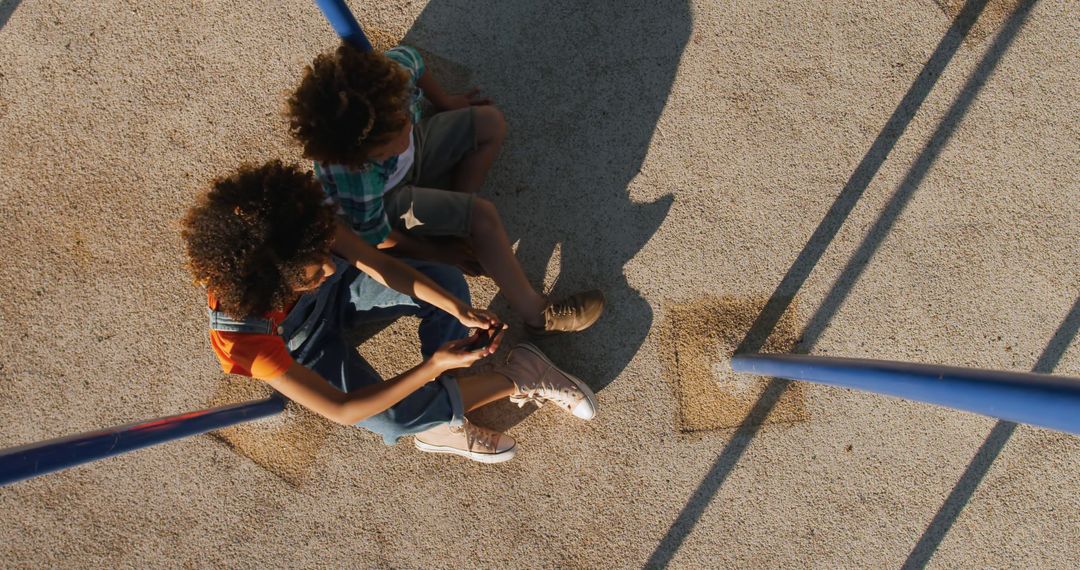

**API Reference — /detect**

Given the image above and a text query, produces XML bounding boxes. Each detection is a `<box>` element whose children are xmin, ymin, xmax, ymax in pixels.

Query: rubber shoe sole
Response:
<box><xmin>413</xmin><ymin>438</ymin><xmax>517</xmax><ymax>464</ymax></box>
<box><xmin>514</xmin><ymin>342</ymin><xmax>598</xmax><ymax>420</ymax></box>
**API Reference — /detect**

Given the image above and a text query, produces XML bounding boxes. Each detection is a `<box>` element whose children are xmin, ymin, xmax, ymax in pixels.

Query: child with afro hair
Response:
<box><xmin>287</xmin><ymin>43</ymin><xmax>604</xmax><ymax>335</ymax></box>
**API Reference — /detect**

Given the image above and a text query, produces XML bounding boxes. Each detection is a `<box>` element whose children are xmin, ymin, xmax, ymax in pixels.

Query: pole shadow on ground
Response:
<box><xmin>901</xmin><ymin>295</ymin><xmax>1080</xmax><ymax>569</ymax></box>
<box><xmin>645</xmin><ymin>0</ymin><xmax>1039</xmax><ymax>566</ymax></box>
<box><xmin>0</xmin><ymin>0</ymin><xmax>22</xmax><ymax>30</ymax></box>
<box><xmin>402</xmin><ymin>1</ymin><xmax>690</xmax><ymax>429</ymax></box>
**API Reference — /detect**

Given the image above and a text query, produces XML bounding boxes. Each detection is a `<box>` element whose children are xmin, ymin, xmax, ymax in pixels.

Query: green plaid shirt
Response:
<box><xmin>314</xmin><ymin>46</ymin><xmax>426</xmax><ymax>245</ymax></box>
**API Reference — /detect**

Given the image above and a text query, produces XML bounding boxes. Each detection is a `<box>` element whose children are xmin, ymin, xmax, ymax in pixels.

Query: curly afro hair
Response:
<box><xmin>287</xmin><ymin>42</ymin><xmax>412</xmax><ymax>167</ymax></box>
<box><xmin>182</xmin><ymin>161</ymin><xmax>337</xmax><ymax>318</ymax></box>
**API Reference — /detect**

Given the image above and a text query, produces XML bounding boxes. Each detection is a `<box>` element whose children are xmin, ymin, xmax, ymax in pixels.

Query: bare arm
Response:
<box><xmin>379</xmin><ymin>228</ymin><xmax>483</xmax><ymax>276</ymax></box>
<box><xmin>266</xmin><ymin>360</ymin><xmax>447</xmax><ymax>425</ymax></box>
<box><xmin>417</xmin><ymin>72</ymin><xmax>491</xmax><ymax>111</ymax></box>
<box><xmin>417</xmin><ymin>72</ymin><xmax>454</xmax><ymax>111</ymax></box>
<box><xmin>264</xmin><ymin>329</ymin><xmax>500</xmax><ymax>425</ymax></box>
<box><xmin>378</xmin><ymin>227</ymin><xmax>442</xmax><ymax>259</ymax></box>
<box><xmin>330</xmin><ymin>222</ymin><xmax>494</xmax><ymax>328</ymax></box>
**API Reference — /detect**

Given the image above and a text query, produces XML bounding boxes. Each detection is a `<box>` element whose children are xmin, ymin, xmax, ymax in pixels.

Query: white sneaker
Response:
<box><xmin>498</xmin><ymin>343</ymin><xmax>598</xmax><ymax>420</ymax></box>
<box><xmin>413</xmin><ymin>419</ymin><xmax>517</xmax><ymax>463</ymax></box>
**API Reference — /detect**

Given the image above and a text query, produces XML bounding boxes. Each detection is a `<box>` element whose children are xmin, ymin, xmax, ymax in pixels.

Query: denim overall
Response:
<box><xmin>208</xmin><ymin>258</ymin><xmax>468</xmax><ymax>444</ymax></box>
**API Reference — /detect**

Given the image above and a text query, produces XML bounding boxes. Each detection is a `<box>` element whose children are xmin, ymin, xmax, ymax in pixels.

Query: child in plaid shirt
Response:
<box><xmin>287</xmin><ymin>42</ymin><xmax>603</xmax><ymax>335</ymax></box>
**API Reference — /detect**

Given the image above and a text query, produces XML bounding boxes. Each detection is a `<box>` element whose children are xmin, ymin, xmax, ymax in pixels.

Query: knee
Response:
<box><xmin>474</xmin><ymin>105</ymin><xmax>507</xmax><ymax>144</ymax></box>
<box><xmin>470</xmin><ymin>197</ymin><xmax>500</xmax><ymax>235</ymax></box>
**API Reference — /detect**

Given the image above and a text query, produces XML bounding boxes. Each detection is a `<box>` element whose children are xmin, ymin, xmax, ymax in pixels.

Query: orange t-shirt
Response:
<box><xmin>208</xmin><ymin>295</ymin><xmax>295</xmax><ymax>380</ymax></box>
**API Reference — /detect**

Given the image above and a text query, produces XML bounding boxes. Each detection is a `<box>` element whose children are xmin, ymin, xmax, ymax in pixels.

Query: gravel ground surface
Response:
<box><xmin>1</xmin><ymin>0</ymin><xmax>1078</xmax><ymax>567</ymax></box>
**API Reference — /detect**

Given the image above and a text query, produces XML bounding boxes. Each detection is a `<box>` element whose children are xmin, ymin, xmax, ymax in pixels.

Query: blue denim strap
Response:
<box><xmin>283</xmin><ymin>285</ymin><xmax>333</xmax><ymax>354</ymax></box>
<box><xmin>279</xmin><ymin>257</ymin><xmax>353</xmax><ymax>357</ymax></box>
<box><xmin>207</xmin><ymin>309</ymin><xmax>276</xmax><ymax>335</ymax></box>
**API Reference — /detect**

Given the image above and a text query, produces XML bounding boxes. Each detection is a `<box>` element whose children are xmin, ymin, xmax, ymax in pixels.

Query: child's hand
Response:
<box><xmin>438</xmin><ymin>87</ymin><xmax>493</xmax><ymax>110</ymax></box>
<box><xmin>430</xmin><ymin>330</ymin><xmax>505</xmax><ymax>371</ymax></box>
<box><xmin>457</xmin><ymin>306</ymin><xmax>501</xmax><ymax>331</ymax></box>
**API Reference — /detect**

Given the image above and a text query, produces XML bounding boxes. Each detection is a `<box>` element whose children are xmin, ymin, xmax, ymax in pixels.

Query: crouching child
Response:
<box><xmin>181</xmin><ymin>161</ymin><xmax>597</xmax><ymax>463</ymax></box>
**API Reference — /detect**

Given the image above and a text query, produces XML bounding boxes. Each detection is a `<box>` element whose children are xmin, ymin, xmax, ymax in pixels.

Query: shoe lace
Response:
<box><xmin>454</xmin><ymin>420</ymin><xmax>497</xmax><ymax>452</ymax></box>
<box><xmin>509</xmin><ymin>377</ymin><xmax>579</xmax><ymax>412</ymax></box>
<box><xmin>548</xmin><ymin>299</ymin><xmax>577</xmax><ymax>317</ymax></box>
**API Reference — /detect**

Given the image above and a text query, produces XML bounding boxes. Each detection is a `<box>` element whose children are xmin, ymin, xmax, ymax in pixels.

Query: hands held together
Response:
<box><xmin>430</xmin><ymin>315</ymin><xmax>507</xmax><ymax>373</ymax></box>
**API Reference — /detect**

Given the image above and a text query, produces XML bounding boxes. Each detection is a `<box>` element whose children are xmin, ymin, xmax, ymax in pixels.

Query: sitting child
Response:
<box><xmin>182</xmin><ymin>161</ymin><xmax>597</xmax><ymax>463</ymax></box>
<box><xmin>286</xmin><ymin>42</ymin><xmax>604</xmax><ymax>335</ymax></box>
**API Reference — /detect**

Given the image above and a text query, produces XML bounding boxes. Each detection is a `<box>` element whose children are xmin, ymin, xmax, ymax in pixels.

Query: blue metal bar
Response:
<box><xmin>314</xmin><ymin>0</ymin><xmax>372</xmax><ymax>51</ymax></box>
<box><xmin>730</xmin><ymin>354</ymin><xmax>1080</xmax><ymax>435</ymax></box>
<box><xmin>0</xmin><ymin>396</ymin><xmax>285</xmax><ymax>487</ymax></box>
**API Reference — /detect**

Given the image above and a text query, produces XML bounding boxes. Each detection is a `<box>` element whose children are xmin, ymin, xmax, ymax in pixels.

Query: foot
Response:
<box><xmin>413</xmin><ymin>419</ymin><xmax>517</xmax><ymax>463</ymax></box>
<box><xmin>497</xmin><ymin>343</ymin><xmax>597</xmax><ymax>420</ymax></box>
<box><xmin>525</xmin><ymin>289</ymin><xmax>605</xmax><ymax>336</ymax></box>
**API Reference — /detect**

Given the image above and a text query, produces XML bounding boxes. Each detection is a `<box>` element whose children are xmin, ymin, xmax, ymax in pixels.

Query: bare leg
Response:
<box><xmin>470</xmin><ymin>198</ymin><xmax>547</xmax><ymax>327</ymax></box>
<box><xmin>453</xmin><ymin>106</ymin><xmax>507</xmax><ymax>194</ymax></box>
<box><xmin>458</xmin><ymin>371</ymin><xmax>515</xmax><ymax>411</ymax></box>
<box><xmin>413</xmin><ymin>372</ymin><xmax>516</xmax><ymax>460</ymax></box>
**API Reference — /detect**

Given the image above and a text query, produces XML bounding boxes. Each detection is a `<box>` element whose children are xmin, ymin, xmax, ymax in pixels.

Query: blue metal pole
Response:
<box><xmin>0</xmin><ymin>396</ymin><xmax>285</xmax><ymax>487</ymax></box>
<box><xmin>730</xmin><ymin>354</ymin><xmax>1080</xmax><ymax>436</ymax></box>
<box><xmin>0</xmin><ymin>0</ymin><xmax>368</xmax><ymax>490</ymax></box>
<box><xmin>314</xmin><ymin>0</ymin><xmax>372</xmax><ymax>51</ymax></box>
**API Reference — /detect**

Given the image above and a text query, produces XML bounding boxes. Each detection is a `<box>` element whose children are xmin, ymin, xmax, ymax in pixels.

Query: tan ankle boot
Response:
<box><xmin>526</xmin><ymin>290</ymin><xmax>606</xmax><ymax>336</ymax></box>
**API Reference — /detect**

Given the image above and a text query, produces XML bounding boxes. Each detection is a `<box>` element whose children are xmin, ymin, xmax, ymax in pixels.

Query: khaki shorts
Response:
<box><xmin>383</xmin><ymin>107</ymin><xmax>476</xmax><ymax>238</ymax></box>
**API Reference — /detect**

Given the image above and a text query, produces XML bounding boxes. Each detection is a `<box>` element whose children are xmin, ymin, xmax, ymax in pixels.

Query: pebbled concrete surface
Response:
<box><xmin>1</xmin><ymin>0</ymin><xmax>1078</xmax><ymax>567</ymax></box>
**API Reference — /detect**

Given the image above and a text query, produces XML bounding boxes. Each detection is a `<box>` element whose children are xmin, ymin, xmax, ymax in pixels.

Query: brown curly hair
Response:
<box><xmin>182</xmin><ymin>161</ymin><xmax>337</xmax><ymax>318</ymax></box>
<box><xmin>287</xmin><ymin>42</ymin><xmax>412</xmax><ymax>167</ymax></box>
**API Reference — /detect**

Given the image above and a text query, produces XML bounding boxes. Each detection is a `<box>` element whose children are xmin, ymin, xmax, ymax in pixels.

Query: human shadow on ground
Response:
<box><xmin>645</xmin><ymin>0</ymin><xmax>1039</xmax><ymax>566</ymax></box>
<box><xmin>0</xmin><ymin>0</ymin><xmax>22</xmax><ymax>30</ymax></box>
<box><xmin>401</xmin><ymin>1</ymin><xmax>690</xmax><ymax>430</ymax></box>
<box><xmin>902</xmin><ymin>295</ymin><xmax>1080</xmax><ymax>569</ymax></box>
